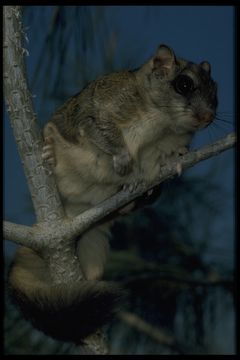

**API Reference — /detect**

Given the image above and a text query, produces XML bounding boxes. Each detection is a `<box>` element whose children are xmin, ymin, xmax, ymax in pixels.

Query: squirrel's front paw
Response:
<box><xmin>42</xmin><ymin>137</ymin><xmax>56</xmax><ymax>168</ymax></box>
<box><xmin>113</xmin><ymin>151</ymin><xmax>133</xmax><ymax>176</ymax></box>
<box><xmin>178</xmin><ymin>146</ymin><xmax>188</xmax><ymax>156</ymax></box>
<box><xmin>122</xmin><ymin>180</ymin><xmax>145</xmax><ymax>193</ymax></box>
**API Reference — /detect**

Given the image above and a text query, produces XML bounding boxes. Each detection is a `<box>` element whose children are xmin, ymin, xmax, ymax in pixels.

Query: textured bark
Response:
<box><xmin>3</xmin><ymin>5</ymin><xmax>98</xmax><ymax>353</ymax></box>
<box><xmin>69</xmin><ymin>132</ymin><xmax>236</xmax><ymax>237</ymax></box>
<box><xmin>3</xmin><ymin>6</ymin><xmax>64</xmax><ymax>223</ymax></box>
<box><xmin>3</xmin><ymin>221</ymin><xmax>35</xmax><ymax>248</ymax></box>
<box><xmin>82</xmin><ymin>331</ymin><xmax>109</xmax><ymax>355</ymax></box>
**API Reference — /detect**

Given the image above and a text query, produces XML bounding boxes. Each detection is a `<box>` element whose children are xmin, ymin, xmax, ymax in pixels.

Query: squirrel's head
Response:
<box><xmin>139</xmin><ymin>44</ymin><xmax>218</xmax><ymax>133</ymax></box>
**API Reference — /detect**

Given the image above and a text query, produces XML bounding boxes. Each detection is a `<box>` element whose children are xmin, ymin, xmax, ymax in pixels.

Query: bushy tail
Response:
<box><xmin>8</xmin><ymin>247</ymin><xmax>124</xmax><ymax>344</ymax></box>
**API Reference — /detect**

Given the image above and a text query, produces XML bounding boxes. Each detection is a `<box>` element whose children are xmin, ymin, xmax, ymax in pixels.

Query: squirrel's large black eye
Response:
<box><xmin>173</xmin><ymin>75</ymin><xmax>195</xmax><ymax>96</ymax></box>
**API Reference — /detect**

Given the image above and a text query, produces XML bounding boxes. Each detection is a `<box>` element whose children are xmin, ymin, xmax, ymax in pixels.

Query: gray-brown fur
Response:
<box><xmin>9</xmin><ymin>44</ymin><xmax>218</xmax><ymax>343</ymax></box>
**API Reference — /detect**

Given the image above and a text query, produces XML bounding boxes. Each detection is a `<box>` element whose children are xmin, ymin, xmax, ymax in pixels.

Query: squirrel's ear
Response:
<box><xmin>200</xmin><ymin>61</ymin><xmax>211</xmax><ymax>75</ymax></box>
<box><xmin>152</xmin><ymin>45</ymin><xmax>176</xmax><ymax>76</ymax></box>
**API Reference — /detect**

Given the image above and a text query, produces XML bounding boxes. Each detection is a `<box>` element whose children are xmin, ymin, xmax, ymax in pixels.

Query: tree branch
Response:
<box><xmin>3</xmin><ymin>6</ymin><xmax>103</xmax><ymax>354</ymax></box>
<box><xmin>117</xmin><ymin>311</ymin><xmax>187</xmax><ymax>354</ymax></box>
<box><xmin>3</xmin><ymin>4</ymin><xmax>236</xmax><ymax>242</ymax></box>
<box><xmin>69</xmin><ymin>132</ymin><xmax>236</xmax><ymax>238</ymax></box>
<box><xmin>3</xmin><ymin>221</ymin><xmax>35</xmax><ymax>248</ymax></box>
<box><xmin>3</xmin><ymin>6</ymin><xmax>64</xmax><ymax>222</ymax></box>
<box><xmin>4</xmin><ymin>132</ymin><xmax>236</xmax><ymax>246</ymax></box>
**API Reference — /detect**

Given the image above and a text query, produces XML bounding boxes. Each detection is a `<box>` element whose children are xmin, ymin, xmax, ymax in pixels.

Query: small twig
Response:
<box><xmin>3</xmin><ymin>221</ymin><xmax>35</xmax><ymax>248</ymax></box>
<box><xmin>117</xmin><ymin>311</ymin><xmax>187</xmax><ymax>354</ymax></box>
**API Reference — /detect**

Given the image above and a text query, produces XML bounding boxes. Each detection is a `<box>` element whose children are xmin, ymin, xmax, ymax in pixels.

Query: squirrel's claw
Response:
<box><xmin>42</xmin><ymin>137</ymin><xmax>56</xmax><ymax>168</ymax></box>
<box><xmin>122</xmin><ymin>180</ymin><xmax>146</xmax><ymax>193</ymax></box>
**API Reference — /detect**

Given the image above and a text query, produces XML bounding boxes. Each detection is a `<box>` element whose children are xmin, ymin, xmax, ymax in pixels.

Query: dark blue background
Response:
<box><xmin>3</xmin><ymin>6</ymin><xmax>235</xmax><ymax>353</ymax></box>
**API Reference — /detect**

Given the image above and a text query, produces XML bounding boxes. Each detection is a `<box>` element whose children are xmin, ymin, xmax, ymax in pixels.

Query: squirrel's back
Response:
<box><xmin>49</xmin><ymin>70</ymin><xmax>142</xmax><ymax>143</ymax></box>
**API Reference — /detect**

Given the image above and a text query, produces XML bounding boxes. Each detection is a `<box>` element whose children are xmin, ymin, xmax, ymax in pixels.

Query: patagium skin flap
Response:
<box><xmin>9</xmin><ymin>44</ymin><xmax>218</xmax><ymax>342</ymax></box>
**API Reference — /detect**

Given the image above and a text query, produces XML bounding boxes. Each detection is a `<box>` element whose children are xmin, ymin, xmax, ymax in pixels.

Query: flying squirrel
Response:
<box><xmin>8</xmin><ymin>45</ymin><xmax>218</xmax><ymax>344</ymax></box>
